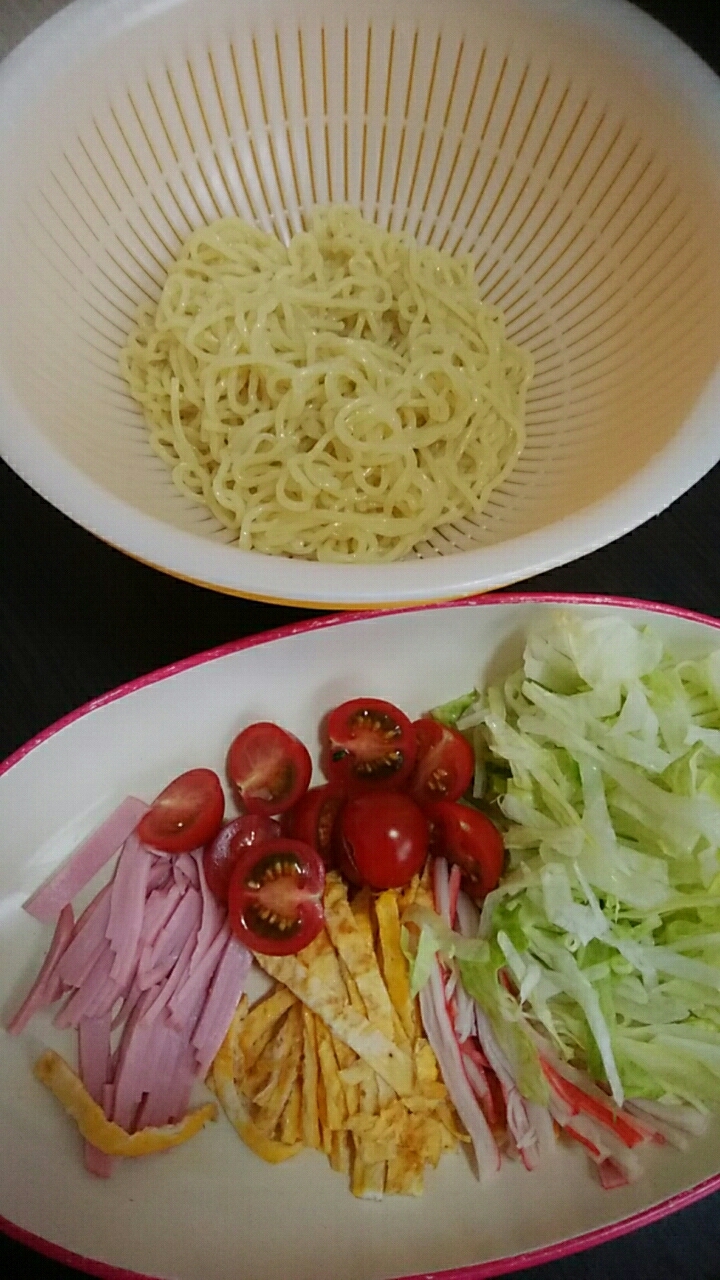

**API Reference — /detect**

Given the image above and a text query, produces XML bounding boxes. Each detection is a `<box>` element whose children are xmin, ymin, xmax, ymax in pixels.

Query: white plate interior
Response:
<box><xmin>2</xmin><ymin>599</ymin><xmax>720</xmax><ymax>1280</ymax></box>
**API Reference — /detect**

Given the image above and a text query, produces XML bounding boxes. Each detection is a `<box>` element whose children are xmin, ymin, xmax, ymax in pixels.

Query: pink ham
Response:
<box><xmin>192</xmin><ymin>853</ymin><xmax>225</xmax><ymax>968</ymax></box>
<box><xmin>107</xmin><ymin>832</ymin><xmax>152</xmax><ymax>988</ymax></box>
<box><xmin>172</xmin><ymin>853</ymin><xmax>201</xmax><ymax>890</ymax></box>
<box><xmin>56</xmin><ymin>885</ymin><xmax>112</xmax><ymax>989</ymax></box>
<box><xmin>23</xmin><ymin>798</ymin><xmax>147</xmax><ymax>923</ymax></box>
<box><xmin>146</xmin><ymin>857</ymin><xmax>173</xmax><ymax>892</ymax></box>
<box><xmin>6</xmin><ymin>905</ymin><xmax>74</xmax><ymax>1034</ymax></box>
<box><xmin>133</xmin><ymin>1026</ymin><xmax>187</xmax><ymax>1128</ymax></box>
<box><xmin>167</xmin><ymin>924</ymin><xmax>228</xmax><ymax>1032</ymax></box>
<box><xmin>142</xmin><ymin>906</ymin><xmax>203</xmax><ymax>1025</ymax></box>
<box><xmin>140</xmin><ymin>890</ymin><xmax>203</xmax><ymax>997</ymax></box>
<box><xmin>193</xmin><ymin>934</ymin><xmax>252</xmax><ymax>1078</ymax></box>
<box><xmin>13</xmin><ymin>795</ymin><xmax>255</xmax><ymax>1180</ymax></box>
<box><xmin>139</xmin><ymin>889</ymin><xmax>200</xmax><ymax>988</ymax></box>
<box><xmin>54</xmin><ymin>942</ymin><xmax>117</xmax><ymax>1029</ymax></box>
<box><xmin>78</xmin><ymin>1015</ymin><xmax>113</xmax><ymax>1178</ymax></box>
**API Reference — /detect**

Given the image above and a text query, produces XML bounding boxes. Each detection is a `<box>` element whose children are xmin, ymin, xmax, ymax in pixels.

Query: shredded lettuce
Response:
<box><xmin>415</xmin><ymin>611</ymin><xmax>720</xmax><ymax>1111</ymax></box>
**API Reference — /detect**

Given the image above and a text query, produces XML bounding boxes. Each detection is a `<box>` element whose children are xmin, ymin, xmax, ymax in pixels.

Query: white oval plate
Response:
<box><xmin>3</xmin><ymin>593</ymin><xmax>720</xmax><ymax>1280</ymax></box>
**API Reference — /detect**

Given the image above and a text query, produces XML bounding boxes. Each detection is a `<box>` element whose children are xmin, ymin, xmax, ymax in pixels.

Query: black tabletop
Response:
<box><xmin>2</xmin><ymin>2</ymin><xmax>720</xmax><ymax>1279</ymax></box>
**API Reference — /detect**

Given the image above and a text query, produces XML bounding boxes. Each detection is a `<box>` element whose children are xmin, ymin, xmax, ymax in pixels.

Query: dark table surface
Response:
<box><xmin>2</xmin><ymin>1</ymin><xmax>720</xmax><ymax>1278</ymax></box>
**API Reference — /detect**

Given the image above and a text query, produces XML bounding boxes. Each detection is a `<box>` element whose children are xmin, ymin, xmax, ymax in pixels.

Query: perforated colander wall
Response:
<box><xmin>1</xmin><ymin>0</ymin><xmax>719</xmax><ymax>594</ymax></box>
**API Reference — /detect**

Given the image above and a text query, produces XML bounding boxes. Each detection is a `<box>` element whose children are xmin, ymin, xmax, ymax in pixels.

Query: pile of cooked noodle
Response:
<box><xmin>121</xmin><ymin>207</ymin><xmax>532</xmax><ymax>563</ymax></box>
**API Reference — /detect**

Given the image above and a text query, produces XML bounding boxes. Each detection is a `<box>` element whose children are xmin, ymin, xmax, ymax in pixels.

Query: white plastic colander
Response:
<box><xmin>1</xmin><ymin>0</ymin><xmax>720</xmax><ymax>608</ymax></box>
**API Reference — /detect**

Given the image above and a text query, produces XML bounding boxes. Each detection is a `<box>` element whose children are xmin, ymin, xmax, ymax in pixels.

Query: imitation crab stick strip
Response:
<box><xmin>419</xmin><ymin>959</ymin><xmax>500</xmax><ymax>1179</ymax></box>
<box><xmin>540</xmin><ymin>1060</ymin><xmax>650</xmax><ymax>1149</ymax></box>
<box><xmin>34</xmin><ymin>1049</ymin><xmax>216</xmax><ymax>1156</ymax></box>
<box><xmin>23</xmin><ymin>798</ymin><xmax>148</xmax><ymax>923</ymax></box>
<box><xmin>474</xmin><ymin>1004</ymin><xmax>544</xmax><ymax>1172</ymax></box>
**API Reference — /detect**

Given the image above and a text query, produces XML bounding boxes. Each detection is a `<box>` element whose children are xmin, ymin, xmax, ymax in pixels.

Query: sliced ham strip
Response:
<box><xmin>23</xmin><ymin>798</ymin><xmax>148</xmax><ymax>923</ymax></box>
<box><xmin>112</xmin><ymin>977</ymin><xmax>143</xmax><ymax>1031</ymax></box>
<box><xmin>192</xmin><ymin>853</ymin><xmax>225</xmax><ymax>969</ymax></box>
<box><xmin>12</xmin><ymin>794</ymin><xmax>260</xmax><ymax>1180</ymax></box>
<box><xmin>142</xmin><ymin>905</ymin><xmax>203</xmax><ymax>1025</ymax></box>
<box><xmin>172</xmin><ymin>853</ymin><xmax>201</xmax><ymax>889</ymax></box>
<box><xmin>112</xmin><ymin>1009</ymin><xmax>172</xmax><ymax>1131</ymax></box>
<box><xmin>54</xmin><ymin>942</ymin><xmax>117</xmax><ymax>1029</ymax></box>
<box><xmin>140</xmin><ymin>882</ymin><xmax>183</xmax><ymax>953</ymax></box>
<box><xmin>140</xmin><ymin>888</ymin><xmax>200</xmax><ymax>985</ymax></box>
<box><xmin>166</xmin><ymin>921</ymin><xmax>229</xmax><ymax>1032</ymax></box>
<box><xmin>193</xmin><ymin>934</ymin><xmax>252</xmax><ymax>1078</ymax></box>
<box><xmin>146</xmin><ymin>857</ymin><xmax>173</xmax><ymax>892</ymax></box>
<box><xmin>78</xmin><ymin>1014</ymin><xmax>113</xmax><ymax>1178</ymax></box>
<box><xmin>161</xmin><ymin>1044</ymin><xmax>197</xmax><ymax>1123</ymax></box>
<box><xmin>419</xmin><ymin>959</ymin><xmax>500</xmax><ymax>1179</ymax></box>
<box><xmin>106</xmin><ymin>833</ymin><xmax>152</xmax><ymax>987</ymax></box>
<box><xmin>6</xmin><ymin>905</ymin><xmax>74</xmax><ymax>1034</ymax></box>
<box><xmin>133</xmin><ymin>1026</ymin><xmax>187</xmax><ymax>1128</ymax></box>
<box><xmin>56</xmin><ymin>886</ymin><xmax>112</xmax><ymax>989</ymax></box>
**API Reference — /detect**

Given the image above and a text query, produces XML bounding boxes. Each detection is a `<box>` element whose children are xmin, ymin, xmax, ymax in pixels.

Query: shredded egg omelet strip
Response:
<box><xmin>211</xmin><ymin>872</ymin><xmax>462</xmax><ymax>1197</ymax></box>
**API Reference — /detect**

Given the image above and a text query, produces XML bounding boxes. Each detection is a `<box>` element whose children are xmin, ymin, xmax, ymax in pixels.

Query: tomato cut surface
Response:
<box><xmin>324</xmin><ymin>698</ymin><xmax>417</xmax><ymax>793</ymax></box>
<box><xmin>203</xmin><ymin>814</ymin><xmax>280</xmax><ymax>904</ymax></box>
<box><xmin>138</xmin><ymin>769</ymin><xmax>225</xmax><ymax>854</ymax></box>
<box><xmin>228</xmin><ymin>838</ymin><xmax>325</xmax><ymax>956</ymax></box>
<box><xmin>227</xmin><ymin>722</ymin><xmax>312</xmax><ymax>816</ymax></box>
<box><xmin>425</xmin><ymin>800</ymin><xmax>505</xmax><ymax>900</ymax></box>
<box><xmin>281</xmin><ymin>784</ymin><xmax>344</xmax><ymax>868</ymax></box>
<box><xmin>338</xmin><ymin>792</ymin><xmax>428</xmax><ymax>890</ymax></box>
<box><xmin>410</xmin><ymin>718</ymin><xmax>475</xmax><ymax>805</ymax></box>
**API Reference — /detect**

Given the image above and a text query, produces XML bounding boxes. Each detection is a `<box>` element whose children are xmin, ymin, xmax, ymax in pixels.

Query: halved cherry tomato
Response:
<box><xmin>138</xmin><ymin>768</ymin><xmax>225</xmax><ymax>854</ymax></box>
<box><xmin>425</xmin><ymin>800</ymin><xmax>505</xmax><ymax>900</ymax></box>
<box><xmin>227</xmin><ymin>722</ymin><xmax>312</xmax><ymax>816</ymax></box>
<box><xmin>323</xmin><ymin>698</ymin><xmax>417</xmax><ymax>794</ymax></box>
<box><xmin>228</xmin><ymin>838</ymin><xmax>325</xmax><ymax>956</ymax></box>
<box><xmin>281</xmin><ymin>784</ymin><xmax>344</xmax><ymax>869</ymax></box>
<box><xmin>203</xmin><ymin>814</ymin><xmax>280</xmax><ymax>904</ymax></box>
<box><xmin>410</xmin><ymin>718</ymin><xmax>475</xmax><ymax>805</ymax></box>
<box><xmin>338</xmin><ymin>792</ymin><xmax>428</xmax><ymax>890</ymax></box>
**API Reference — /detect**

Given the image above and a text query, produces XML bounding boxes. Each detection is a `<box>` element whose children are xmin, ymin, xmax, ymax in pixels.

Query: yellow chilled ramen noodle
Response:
<box><xmin>121</xmin><ymin>207</ymin><xmax>532</xmax><ymax>563</ymax></box>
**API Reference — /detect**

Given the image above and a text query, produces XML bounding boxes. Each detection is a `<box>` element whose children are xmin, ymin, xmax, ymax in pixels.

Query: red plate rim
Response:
<box><xmin>3</xmin><ymin>590</ymin><xmax>720</xmax><ymax>1280</ymax></box>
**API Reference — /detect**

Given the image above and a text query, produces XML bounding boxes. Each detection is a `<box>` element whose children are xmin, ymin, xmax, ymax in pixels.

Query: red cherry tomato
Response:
<box><xmin>338</xmin><ymin>792</ymin><xmax>428</xmax><ymax>890</ymax></box>
<box><xmin>324</xmin><ymin>698</ymin><xmax>417</xmax><ymax>794</ymax></box>
<box><xmin>138</xmin><ymin>768</ymin><xmax>225</xmax><ymax>854</ymax></box>
<box><xmin>227</xmin><ymin>722</ymin><xmax>312</xmax><ymax>816</ymax></box>
<box><xmin>228</xmin><ymin>838</ymin><xmax>325</xmax><ymax>956</ymax></box>
<box><xmin>425</xmin><ymin>800</ymin><xmax>505</xmax><ymax>900</ymax></box>
<box><xmin>203</xmin><ymin>814</ymin><xmax>280</xmax><ymax>904</ymax></box>
<box><xmin>281</xmin><ymin>784</ymin><xmax>344</xmax><ymax>868</ymax></box>
<box><xmin>410</xmin><ymin>718</ymin><xmax>475</xmax><ymax>805</ymax></box>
